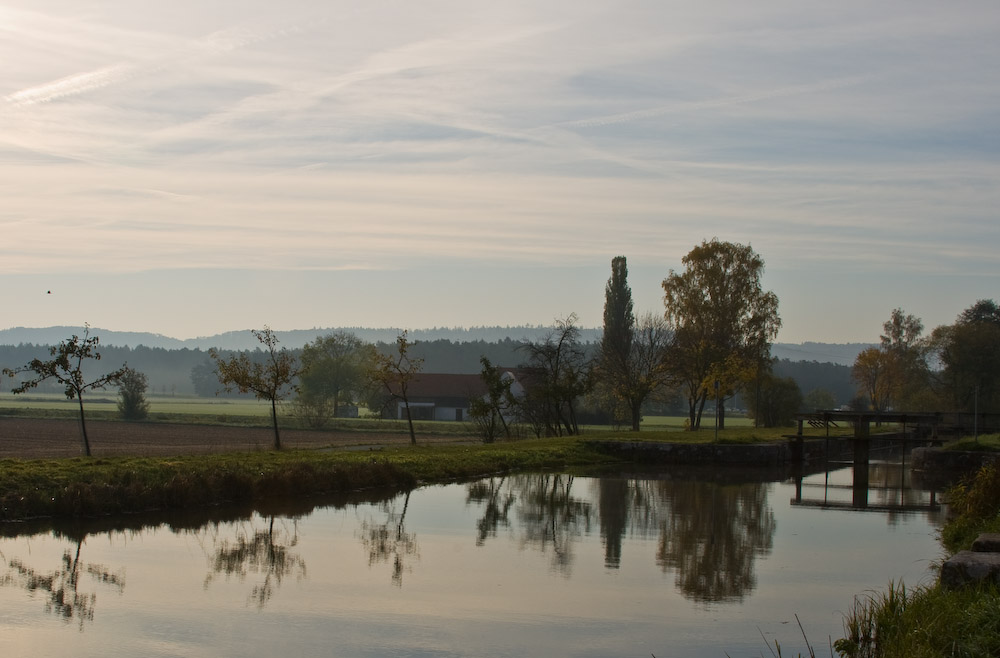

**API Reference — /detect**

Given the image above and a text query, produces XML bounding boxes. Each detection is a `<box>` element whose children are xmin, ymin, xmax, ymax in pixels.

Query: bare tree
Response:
<box><xmin>619</xmin><ymin>313</ymin><xmax>675</xmax><ymax>431</ymax></box>
<box><xmin>518</xmin><ymin>315</ymin><xmax>592</xmax><ymax>437</ymax></box>
<box><xmin>3</xmin><ymin>324</ymin><xmax>127</xmax><ymax>456</ymax></box>
<box><xmin>368</xmin><ymin>331</ymin><xmax>424</xmax><ymax>444</ymax></box>
<box><xmin>210</xmin><ymin>327</ymin><xmax>300</xmax><ymax>450</ymax></box>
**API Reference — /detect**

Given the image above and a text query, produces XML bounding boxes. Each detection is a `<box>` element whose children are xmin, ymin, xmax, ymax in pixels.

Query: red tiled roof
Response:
<box><xmin>406</xmin><ymin>373</ymin><xmax>486</xmax><ymax>400</ymax></box>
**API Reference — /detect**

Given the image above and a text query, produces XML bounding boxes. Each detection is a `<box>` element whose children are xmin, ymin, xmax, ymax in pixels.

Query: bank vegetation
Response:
<box><xmin>834</xmin><ymin>460</ymin><xmax>1000</xmax><ymax>658</ymax></box>
<box><xmin>0</xmin><ymin>436</ymin><xmax>620</xmax><ymax>522</ymax></box>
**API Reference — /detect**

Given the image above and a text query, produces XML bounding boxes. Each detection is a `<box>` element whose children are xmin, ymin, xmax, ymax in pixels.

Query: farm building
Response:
<box><xmin>389</xmin><ymin>370</ymin><xmax>524</xmax><ymax>422</ymax></box>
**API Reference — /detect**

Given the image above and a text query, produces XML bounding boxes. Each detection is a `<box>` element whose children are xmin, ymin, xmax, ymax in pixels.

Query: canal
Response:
<box><xmin>0</xmin><ymin>461</ymin><xmax>944</xmax><ymax>657</ymax></box>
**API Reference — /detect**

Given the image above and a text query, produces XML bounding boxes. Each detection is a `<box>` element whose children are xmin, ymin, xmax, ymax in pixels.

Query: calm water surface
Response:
<box><xmin>0</xmin><ymin>462</ymin><xmax>944</xmax><ymax>658</ymax></box>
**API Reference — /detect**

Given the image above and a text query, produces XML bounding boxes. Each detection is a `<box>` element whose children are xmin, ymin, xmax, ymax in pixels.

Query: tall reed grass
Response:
<box><xmin>835</xmin><ymin>580</ymin><xmax>1000</xmax><ymax>658</ymax></box>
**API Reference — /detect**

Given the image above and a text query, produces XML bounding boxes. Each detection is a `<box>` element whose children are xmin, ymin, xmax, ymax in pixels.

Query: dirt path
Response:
<box><xmin>0</xmin><ymin>417</ymin><xmax>476</xmax><ymax>459</ymax></box>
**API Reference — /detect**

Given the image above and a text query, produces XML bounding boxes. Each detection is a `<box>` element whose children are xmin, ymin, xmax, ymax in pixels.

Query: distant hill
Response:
<box><xmin>0</xmin><ymin>325</ymin><xmax>603</xmax><ymax>351</ymax></box>
<box><xmin>770</xmin><ymin>342</ymin><xmax>873</xmax><ymax>367</ymax></box>
<box><xmin>0</xmin><ymin>325</ymin><xmax>871</xmax><ymax>365</ymax></box>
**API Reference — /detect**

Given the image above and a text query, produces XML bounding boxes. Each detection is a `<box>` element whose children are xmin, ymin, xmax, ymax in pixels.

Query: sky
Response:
<box><xmin>2</xmin><ymin>1</ymin><xmax>998</xmax><ymax>344</ymax></box>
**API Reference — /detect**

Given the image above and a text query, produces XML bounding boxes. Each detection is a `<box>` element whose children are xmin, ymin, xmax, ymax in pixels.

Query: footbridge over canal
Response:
<box><xmin>788</xmin><ymin>411</ymin><xmax>947</xmax><ymax>511</ymax></box>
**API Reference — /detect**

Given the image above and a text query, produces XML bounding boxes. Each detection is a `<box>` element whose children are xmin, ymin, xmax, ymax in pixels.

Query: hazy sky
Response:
<box><xmin>2</xmin><ymin>1</ymin><xmax>997</xmax><ymax>343</ymax></box>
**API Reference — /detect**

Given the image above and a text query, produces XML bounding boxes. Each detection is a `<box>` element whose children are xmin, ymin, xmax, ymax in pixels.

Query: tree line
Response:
<box><xmin>8</xmin><ymin>238</ymin><xmax>991</xmax><ymax>455</ymax></box>
<box><xmin>0</xmin><ymin>239</ymin><xmax>832</xmax><ymax>452</ymax></box>
<box><xmin>850</xmin><ymin>301</ymin><xmax>1000</xmax><ymax>415</ymax></box>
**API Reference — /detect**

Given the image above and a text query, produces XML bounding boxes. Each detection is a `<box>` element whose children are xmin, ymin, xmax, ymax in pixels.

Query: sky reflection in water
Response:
<box><xmin>0</xmin><ymin>464</ymin><xmax>944</xmax><ymax>658</ymax></box>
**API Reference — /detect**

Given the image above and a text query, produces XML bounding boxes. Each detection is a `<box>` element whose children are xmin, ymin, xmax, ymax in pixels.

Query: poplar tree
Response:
<box><xmin>599</xmin><ymin>257</ymin><xmax>673</xmax><ymax>431</ymax></box>
<box><xmin>601</xmin><ymin>256</ymin><xmax>634</xmax><ymax>375</ymax></box>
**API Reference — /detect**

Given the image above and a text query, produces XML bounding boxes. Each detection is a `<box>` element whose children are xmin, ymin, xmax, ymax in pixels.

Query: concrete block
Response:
<box><xmin>972</xmin><ymin>534</ymin><xmax>1000</xmax><ymax>552</ymax></box>
<box><xmin>941</xmin><ymin>550</ymin><xmax>1000</xmax><ymax>589</ymax></box>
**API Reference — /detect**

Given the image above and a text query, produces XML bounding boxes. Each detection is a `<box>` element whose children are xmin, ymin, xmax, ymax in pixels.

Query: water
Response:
<box><xmin>0</xmin><ymin>463</ymin><xmax>945</xmax><ymax>658</ymax></box>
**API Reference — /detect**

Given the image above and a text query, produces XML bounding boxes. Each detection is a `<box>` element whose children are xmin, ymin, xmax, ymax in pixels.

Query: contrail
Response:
<box><xmin>3</xmin><ymin>21</ymin><xmax>307</xmax><ymax>108</ymax></box>
<box><xmin>560</xmin><ymin>73</ymin><xmax>878</xmax><ymax>129</ymax></box>
<box><xmin>5</xmin><ymin>64</ymin><xmax>136</xmax><ymax>106</ymax></box>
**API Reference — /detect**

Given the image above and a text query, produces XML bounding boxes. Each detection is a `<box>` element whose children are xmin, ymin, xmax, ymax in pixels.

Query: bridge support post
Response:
<box><xmin>853</xmin><ymin>417</ymin><xmax>870</xmax><ymax>508</ymax></box>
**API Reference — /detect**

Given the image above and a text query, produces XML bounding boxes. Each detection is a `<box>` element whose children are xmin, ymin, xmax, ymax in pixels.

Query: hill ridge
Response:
<box><xmin>0</xmin><ymin>325</ymin><xmax>872</xmax><ymax>366</ymax></box>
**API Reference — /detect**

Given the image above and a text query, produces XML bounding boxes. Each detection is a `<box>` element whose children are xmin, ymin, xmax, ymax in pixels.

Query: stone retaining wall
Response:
<box><xmin>911</xmin><ymin>447</ymin><xmax>1000</xmax><ymax>474</ymax></box>
<box><xmin>909</xmin><ymin>447</ymin><xmax>1000</xmax><ymax>489</ymax></box>
<box><xmin>584</xmin><ymin>439</ymin><xmax>826</xmax><ymax>466</ymax></box>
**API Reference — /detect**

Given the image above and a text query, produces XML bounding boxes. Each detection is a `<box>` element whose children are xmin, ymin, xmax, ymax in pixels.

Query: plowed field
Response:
<box><xmin>0</xmin><ymin>417</ymin><xmax>474</xmax><ymax>459</ymax></box>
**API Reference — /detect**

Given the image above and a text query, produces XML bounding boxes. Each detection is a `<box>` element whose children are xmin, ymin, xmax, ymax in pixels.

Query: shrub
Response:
<box><xmin>117</xmin><ymin>367</ymin><xmax>151</xmax><ymax>421</ymax></box>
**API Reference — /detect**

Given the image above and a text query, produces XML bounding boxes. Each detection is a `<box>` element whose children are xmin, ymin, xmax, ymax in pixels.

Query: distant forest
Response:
<box><xmin>0</xmin><ymin>325</ymin><xmax>870</xmax><ymax>364</ymax></box>
<box><xmin>0</xmin><ymin>325</ymin><xmax>605</xmax><ymax>352</ymax></box>
<box><xmin>0</xmin><ymin>334</ymin><xmax>857</xmax><ymax>408</ymax></box>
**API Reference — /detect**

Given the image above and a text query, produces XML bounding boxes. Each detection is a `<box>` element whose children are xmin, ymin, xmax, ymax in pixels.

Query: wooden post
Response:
<box><xmin>853</xmin><ymin>415</ymin><xmax>870</xmax><ymax>508</ymax></box>
<box><xmin>791</xmin><ymin>416</ymin><xmax>805</xmax><ymax>463</ymax></box>
<box><xmin>824</xmin><ymin>413</ymin><xmax>830</xmax><ymax>466</ymax></box>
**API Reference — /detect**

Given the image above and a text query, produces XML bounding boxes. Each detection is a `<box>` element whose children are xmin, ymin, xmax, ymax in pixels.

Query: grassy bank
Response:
<box><xmin>0</xmin><ymin>437</ymin><xmax>619</xmax><ymax>521</ymax></box>
<box><xmin>943</xmin><ymin>432</ymin><xmax>1000</xmax><ymax>453</ymax></box>
<box><xmin>834</xmin><ymin>462</ymin><xmax>1000</xmax><ymax>658</ymax></box>
<box><xmin>0</xmin><ymin>407</ymin><xmax>867</xmax><ymax>523</ymax></box>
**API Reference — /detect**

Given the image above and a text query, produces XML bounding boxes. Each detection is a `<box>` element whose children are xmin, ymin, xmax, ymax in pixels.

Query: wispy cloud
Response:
<box><xmin>1</xmin><ymin>0</ymin><xmax>998</xmax><ymax>340</ymax></box>
<box><xmin>556</xmin><ymin>73</ymin><xmax>880</xmax><ymax>129</ymax></box>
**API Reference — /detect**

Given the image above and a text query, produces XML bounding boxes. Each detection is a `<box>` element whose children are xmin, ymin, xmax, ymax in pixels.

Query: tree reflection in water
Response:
<box><xmin>466</xmin><ymin>476</ymin><xmax>516</xmax><ymax>546</ymax></box>
<box><xmin>469</xmin><ymin>474</ymin><xmax>592</xmax><ymax>576</ymax></box>
<box><xmin>596</xmin><ymin>478</ymin><xmax>663</xmax><ymax>568</ymax></box>
<box><xmin>0</xmin><ymin>533</ymin><xmax>125</xmax><ymax>629</ymax></box>
<box><xmin>467</xmin><ymin>472</ymin><xmax>776</xmax><ymax>601</ymax></box>
<box><xmin>655</xmin><ymin>480</ymin><xmax>775</xmax><ymax>603</ymax></box>
<box><xmin>517</xmin><ymin>474</ymin><xmax>593</xmax><ymax>575</ymax></box>
<box><xmin>203</xmin><ymin>516</ymin><xmax>306</xmax><ymax>608</ymax></box>
<box><xmin>358</xmin><ymin>490</ymin><xmax>418</xmax><ymax>586</ymax></box>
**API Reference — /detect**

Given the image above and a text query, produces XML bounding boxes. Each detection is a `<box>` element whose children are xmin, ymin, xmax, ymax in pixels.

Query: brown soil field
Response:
<box><xmin>0</xmin><ymin>417</ymin><xmax>476</xmax><ymax>459</ymax></box>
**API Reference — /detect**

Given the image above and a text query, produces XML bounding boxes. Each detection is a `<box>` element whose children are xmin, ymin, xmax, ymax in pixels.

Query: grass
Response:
<box><xmin>0</xmin><ymin>436</ymin><xmax>620</xmax><ymax>521</ymax></box>
<box><xmin>940</xmin><ymin>461</ymin><xmax>1000</xmax><ymax>553</ymax></box>
<box><xmin>0</xmin><ymin>392</ymin><xmax>271</xmax><ymax>413</ymax></box>
<box><xmin>943</xmin><ymin>432</ymin><xmax>1000</xmax><ymax>452</ymax></box>
<box><xmin>585</xmin><ymin>424</ymin><xmax>848</xmax><ymax>444</ymax></box>
<box><xmin>3</xmin><ymin>393</ymin><xmax>833</xmax><ymax>440</ymax></box>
